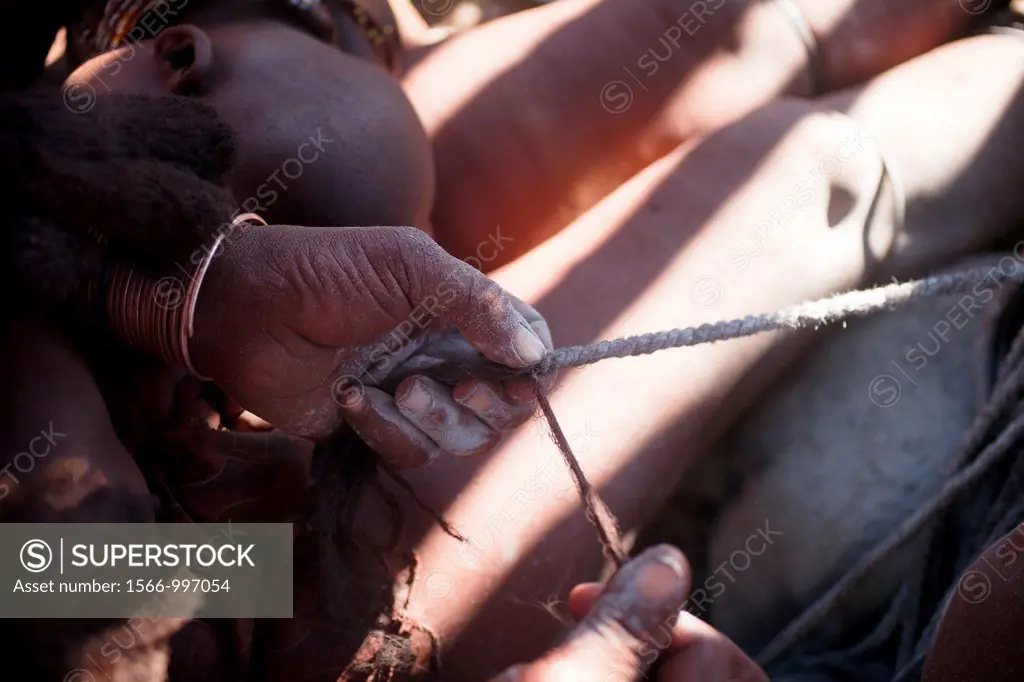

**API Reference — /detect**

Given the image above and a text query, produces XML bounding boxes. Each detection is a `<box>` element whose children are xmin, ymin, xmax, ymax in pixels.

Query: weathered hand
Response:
<box><xmin>487</xmin><ymin>545</ymin><xmax>767</xmax><ymax>682</ymax></box>
<box><xmin>190</xmin><ymin>224</ymin><xmax>552</xmax><ymax>466</ymax></box>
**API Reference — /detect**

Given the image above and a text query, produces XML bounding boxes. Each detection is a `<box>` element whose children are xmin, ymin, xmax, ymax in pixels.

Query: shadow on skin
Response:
<box><xmin>385</xmin><ymin>12</ymin><xmax>1024</xmax><ymax>680</ymax></box>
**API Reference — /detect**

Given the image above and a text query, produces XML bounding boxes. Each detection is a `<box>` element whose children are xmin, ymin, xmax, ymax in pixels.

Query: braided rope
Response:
<box><xmin>518</xmin><ymin>259</ymin><xmax>1024</xmax><ymax>667</ymax></box>
<box><xmin>531</xmin><ymin>263</ymin><xmax>1022</xmax><ymax>375</ymax></box>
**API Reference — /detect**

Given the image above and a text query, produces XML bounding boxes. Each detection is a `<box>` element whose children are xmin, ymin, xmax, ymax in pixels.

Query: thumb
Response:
<box><xmin>490</xmin><ymin>545</ymin><xmax>690</xmax><ymax>682</ymax></box>
<box><xmin>380</xmin><ymin>226</ymin><xmax>549</xmax><ymax>370</ymax></box>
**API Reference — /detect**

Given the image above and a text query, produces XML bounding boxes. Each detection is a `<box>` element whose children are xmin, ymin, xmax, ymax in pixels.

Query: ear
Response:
<box><xmin>152</xmin><ymin>25</ymin><xmax>213</xmax><ymax>94</ymax></box>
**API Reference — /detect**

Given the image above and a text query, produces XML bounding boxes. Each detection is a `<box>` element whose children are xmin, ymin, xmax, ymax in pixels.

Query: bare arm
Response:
<box><xmin>388</xmin><ymin>33</ymin><xmax>1024</xmax><ymax>679</ymax></box>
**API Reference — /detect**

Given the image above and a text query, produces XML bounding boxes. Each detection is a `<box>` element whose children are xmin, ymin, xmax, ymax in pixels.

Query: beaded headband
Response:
<box><xmin>72</xmin><ymin>0</ymin><xmax>400</xmax><ymax>74</ymax></box>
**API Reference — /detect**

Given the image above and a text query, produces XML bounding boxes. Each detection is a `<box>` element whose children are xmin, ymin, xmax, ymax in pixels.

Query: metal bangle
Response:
<box><xmin>182</xmin><ymin>212</ymin><xmax>268</xmax><ymax>377</ymax></box>
<box><xmin>105</xmin><ymin>212</ymin><xmax>267</xmax><ymax>377</ymax></box>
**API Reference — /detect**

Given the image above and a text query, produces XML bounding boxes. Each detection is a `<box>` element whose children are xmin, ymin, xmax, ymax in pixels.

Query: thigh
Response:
<box><xmin>406</xmin><ymin>0</ymin><xmax>978</xmax><ymax>268</ymax></box>
<box><xmin>389</xmin><ymin>98</ymin><xmax>898</xmax><ymax>680</ymax></box>
<box><xmin>820</xmin><ymin>33</ymin><xmax>1024</xmax><ymax>274</ymax></box>
<box><xmin>656</xmin><ymin>30</ymin><xmax>1024</xmax><ymax>653</ymax></box>
<box><xmin>389</xmin><ymin>35</ymin><xmax>1024</xmax><ymax>679</ymax></box>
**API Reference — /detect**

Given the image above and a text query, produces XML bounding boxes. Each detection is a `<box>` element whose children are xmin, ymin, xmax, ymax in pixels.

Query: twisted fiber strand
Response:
<box><xmin>531</xmin><ymin>376</ymin><xmax>629</xmax><ymax>568</ymax></box>
<box><xmin>523</xmin><ymin>261</ymin><xmax>1024</xmax><ymax>654</ymax></box>
<box><xmin>945</xmin><ymin>327</ymin><xmax>1024</xmax><ymax>475</ymax></box>
<box><xmin>533</xmin><ymin>264</ymin><xmax>1021</xmax><ymax>375</ymax></box>
<box><xmin>886</xmin><ymin>325</ymin><xmax>1024</xmax><ymax>680</ymax></box>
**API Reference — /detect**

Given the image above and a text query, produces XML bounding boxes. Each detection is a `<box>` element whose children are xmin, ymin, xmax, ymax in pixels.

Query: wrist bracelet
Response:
<box><xmin>105</xmin><ymin>213</ymin><xmax>267</xmax><ymax>377</ymax></box>
<box><xmin>769</xmin><ymin>0</ymin><xmax>825</xmax><ymax>96</ymax></box>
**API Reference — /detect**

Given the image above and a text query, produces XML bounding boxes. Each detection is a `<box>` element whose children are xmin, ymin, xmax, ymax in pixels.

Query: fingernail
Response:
<box><xmin>514</xmin><ymin>324</ymin><xmax>547</xmax><ymax>365</ymax></box>
<box><xmin>648</xmin><ymin>545</ymin><xmax>687</xmax><ymax>580</ymax></box>
<box><xmin>583</xmin><ymin>545</ymin><xmax>688</xmax><ymax>642</ymax></box>
<box><xmin>531</xmin><ymin>319</ymin><xmax>551</xmax><ymax>345</ymax></box>
<box><xmin>399</xmin><ymin>380</ymin><xmax>432</xmax><ymax>416</ymax></box>
<box><xmin>455</xmin><ymin>382</ymin><xmax>493</xmax><ymax>413</ymax></box>
<box><xmin>675</xmin><ymin>609</ymin><xmax>702</xmax><ymax>630</ymax></box>
<box><xmin>635</xmin><ymin>547</ymin><xmax>686</xmax><ymax>605</ymax></box>
<box><xmin>615</xmin><ymin>545</ymin><xmax>686</xmax><ymax>606</ymax></box>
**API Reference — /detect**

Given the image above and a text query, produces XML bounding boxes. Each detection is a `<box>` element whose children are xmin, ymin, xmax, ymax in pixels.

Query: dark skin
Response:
<box><xmin>66</xmin><ymin>17</ymin><xmax>553</xmax><ymax>466</ymax></box>
<box><xmin>486</xmin><ymin>545</ymin><xmax>767</xmax><ymax>682</ymax></box>
<box><xmin>59</xmin><ymin>0</ymin><xmax>989</xmax><ymax>466</ymax></box>
<box><xmin>408</xmin><ymin>0</ymin><xmax>979</xmax><ymax>266</ymax></box>
<box><xmin>70</xmin><ymin>0</ymin><xmax>435</xmax><ymax>230</ymax></box>
<box><xmin>34</xmin><ymin>2</ymin><xmax>1024</xmax><ymax>675</ymax></box>
<box><xmin>191</xmin><ymin>224</ymin><xmax>553</xmax><ymax>455</ymax></box>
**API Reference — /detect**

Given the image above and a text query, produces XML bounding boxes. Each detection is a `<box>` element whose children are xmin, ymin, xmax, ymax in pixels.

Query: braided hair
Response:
<box><xmin>0</xmin><ymin>88</ymin><xmax>237</xmax><ymax>321</ymax></box>
<box><xmin>0</xmin><ymin>86</ymin><xmax>429</xmax><ymax>681</ymax></box>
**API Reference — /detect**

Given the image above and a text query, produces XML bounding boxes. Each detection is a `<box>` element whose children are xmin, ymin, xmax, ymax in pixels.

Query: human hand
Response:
<box><xmin>487</xmin><ymin>545</ymin><xmax>767</xmax><ymax>682</ymax></box>
<box><xmin>190</xmin><ymin>224</ymin><xmax>552</xmax><ymax>466</ymax></box>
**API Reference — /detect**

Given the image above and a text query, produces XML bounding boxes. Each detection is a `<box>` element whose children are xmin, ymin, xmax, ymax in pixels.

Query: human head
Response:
<box><xmin>64</xmin><ymin>0</ymin><xmax>435</xmax><ymax>230</ymax></box>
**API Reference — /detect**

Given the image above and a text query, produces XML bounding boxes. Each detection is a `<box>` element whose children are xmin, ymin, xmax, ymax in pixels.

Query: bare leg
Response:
<box><xmin>403</xmin><ymin>0</ymin><xmax>978</xmax><ymax>266</ymax></box>
<box><xmin>394</xmin><ymin>108</ymin><xmax>889</xmax><ymax>679</ymax></box>
<box><xmin>384</xmin><ymin>32</ymin><xmax>1024</xmax><ymax>679</ymax></box>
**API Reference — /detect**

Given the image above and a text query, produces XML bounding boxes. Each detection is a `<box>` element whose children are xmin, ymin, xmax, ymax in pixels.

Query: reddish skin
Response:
<box><xmin>50</xmin><ymin>1</ymin><xmax>1018</xmax><ymax>680</ymax></box>
<box><xmin>60</xmin><ymin>0</ymin><xmax>981</xmax><ymax>471</ymax></box>
<box><xmin>486</xmin><ymin>546</ymin><xmax>767</xmax><ymax>682</ymax></box>
<box><xmin>66</xmin><ymin>20</ymin><xmax>553</xmax><ymax>467</ymax></box>
<box><xmin>64</xmin><ymin>0</ymin><xmax>978</xmax><ymax>265</ymax></box>
<box><xmin>405</xmin><ymin>0</ymin><xmax>978</xmax><ymax>267</ymax></box>
<box><xmin>60</xmin><ymin>0</ymin><xmax>981</xmax><ymax>463</ymax></box>
<box><xmin>380</xmin><ymin>33</ymin><xmax>1024</xmax><ymax>680</ymax></box>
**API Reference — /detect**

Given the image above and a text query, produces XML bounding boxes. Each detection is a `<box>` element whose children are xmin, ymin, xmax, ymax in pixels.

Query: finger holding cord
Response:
<box><xmin>395</xmin><ymin>375</ymin><xmax>502</xmax><ymax>456</ymax></box>
<box><xmin>568</xmin><ymin>580</ymin><xmax>768</xmax><ymax>682</ymax></box>
<box><xmin>488</xmin><ymin>545</ymin><xmax>690</xmax><ymax>682</ymax></box>
<box><xmin>336</xmin><ymin>380</ymin><xmax>443</xmax><ymax>469</ymax></box>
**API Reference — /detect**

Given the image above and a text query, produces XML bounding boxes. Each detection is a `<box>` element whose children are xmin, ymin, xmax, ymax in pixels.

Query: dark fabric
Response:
<box><xmin>767</xmin><ymin>276</ymin><xmax>1024</xmax><ymax>682</ymax></box>
<box><xmin>912</xmin><ymin>282</ymin><xmax>1024</xmax><ymax>682</ymax></box>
